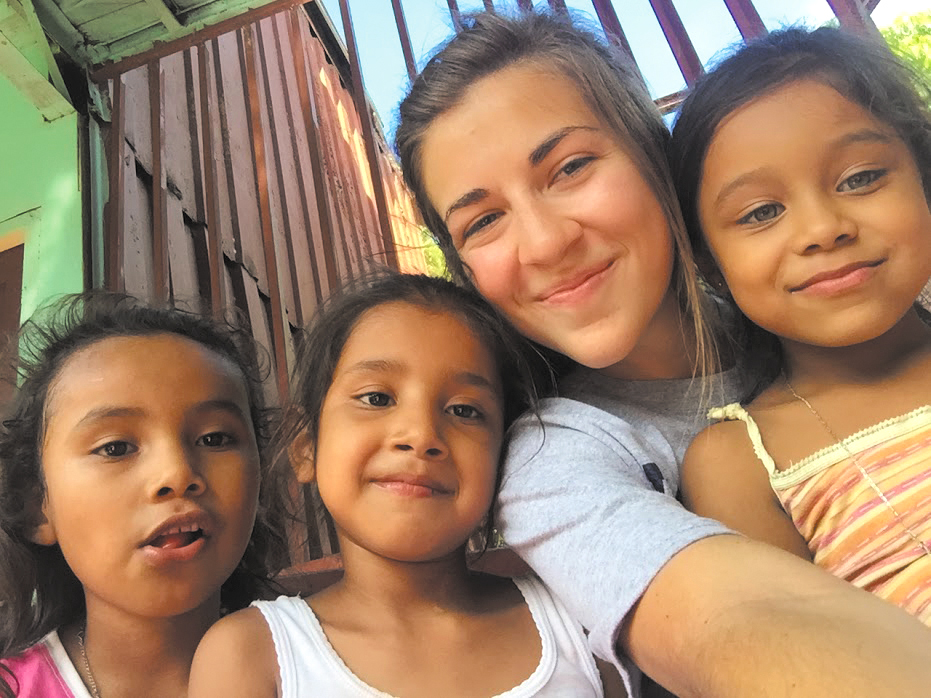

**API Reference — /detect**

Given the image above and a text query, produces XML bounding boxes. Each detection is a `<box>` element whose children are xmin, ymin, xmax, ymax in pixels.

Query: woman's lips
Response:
<box><xmin>539</xmin><ymin>260</ymin><xmax>614</xmax><ymax>304</ymax></box>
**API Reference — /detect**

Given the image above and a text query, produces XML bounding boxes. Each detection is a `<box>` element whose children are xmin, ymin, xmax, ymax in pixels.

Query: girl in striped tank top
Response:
<box><xmin>670</xmin><ymin>27</ymin><xmax>931</xmax><ymax>624</ymax></box>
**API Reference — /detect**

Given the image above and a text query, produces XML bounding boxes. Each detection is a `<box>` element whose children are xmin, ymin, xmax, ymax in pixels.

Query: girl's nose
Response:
<box><xmin>151</xmin><ymin>445</ymin><xmax>207</xmax><ymax>499</ymax></box>
<box><xmin>794</xmin><ymin>196</ymin><xmax>858</xmax><ymax>255</ymax></box>
<box><xmin>391</xmin><ymin>407</ymin><xmax>448</xmax><ymax>460</ymax></box>
<box><xmin>515</xmin><ymin>199</ymin><xmax>583</xmax><ymax>266</ymax></box>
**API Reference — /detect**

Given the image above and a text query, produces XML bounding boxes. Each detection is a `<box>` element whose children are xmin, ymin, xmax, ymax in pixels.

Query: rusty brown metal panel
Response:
<box><xmin>197</xmin><ymin>41</ymin><xmax>226</xmax><ymax>315</ymax></box>
<box><xmin>260</xmin><ymin>14</ymin><xmax>322</xmax><ymax>328</ymax></box>
<box><xmin>270</xmin><ymin>11</ymin><xmax>325</xmax><ymax>318</ymax></box>
<box><xmin>149</xmin><ymin>59</ymin><xmax>170</xmax><ymax>303</ymax></box>
<box><xmin>106</xmin><ymin>75</ymin><xmax>126</xmax><ymax>292</ymax></box>
<box><xmin>310</xmin><ymin>54</ymin><xmax>365</xmax><ymax>280</ymax></box>
<box><xmin>303</xmin><ymin>28</ymin><xmax>357</xmax><ymax>286</ymax></box>
<box><xmin>338</xmin><ymin>0</ymin><xmax>398</xmax><ymax>270</ymax></box>
<box><xmin>722</xmin><ymin>0</ymin><xmax>767</xmax><ymax>41</ymax></box>
<box><xmin>241</xmin><ymin>23</ymin><xmax>290</xmax><ymax>400</ymax></box>
<box><xmin>292</xmin><ymin>10</ymin><xmax>340</xmax><ymax>295</ymax></box>
<box><xmin>647</xmin><ymin>0</ymin><xmax>703</xmax><ymax>85</ymax></box>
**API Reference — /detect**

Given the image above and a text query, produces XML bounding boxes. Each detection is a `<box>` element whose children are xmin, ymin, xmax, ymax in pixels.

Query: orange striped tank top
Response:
<box><xmin>708</xmin><ymin>403</ymin><xmax>931</xmax><ymax>626</ymax></box>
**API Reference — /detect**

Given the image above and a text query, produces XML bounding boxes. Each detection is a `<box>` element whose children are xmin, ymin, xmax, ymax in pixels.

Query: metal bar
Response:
<box><xmin>589</xmin><ymin>0</ymin><xmax>645</xmax><ymax>86</ymax></box>
<box><xmin>289</xmin><ymin>9</ymin><xmax>339</xmax><ymax>294</ymax></box>
<box><xmin>547</xmin><ymin>0</ymin><xmax>569</xmax><ymax>16</ymax></box>
<box><xmin>517</xmin><ymin>0</ymin><xmax>532</xmax><ymax>11</ymax></box>
<box><xmin>483</xmin><ymin>0</ymin><xmax>494</xmax><ymax>11</ymax></box>
<box><xmin>390</xmin><ymin>0</ymin><xmax>418</xmax><ymax>83</ymax></box>
<box><xmin>197</xmin><ymin>42</ymin><xmax>225</xmax><ymax>316</ymax></box>
<box><xmin>590</xmin><ymin>0</ymin><xmax>635</xmax><ymax>61</ymax></box>
<box><xmin>446</xmin><ymin>0</ymin><xmax>463</xmax><ymax>32</ymax></box>
<box><xmin>826</xmin><ymin>0</ymin><xmax>881</xmax><ymax>36</ymax></box>
<box><xmin>92</xmin><ymin>0</ymin><xmax>309</xmax><ymax>81</ymax></box>
<box><xmin>655</xmin><ymin>88</ymin><xmax>686</xmax><ymax>115</ymax></box>
<box><xmin>241</xmin><ymin>24</ymin><xmax>291</xmax><ymax>400</ymax></box>
<box><xmin>647</xmin><ymin>0</ymin><xmax>703</xmax><ymax>85</ymax></box>
<box><xmin>866</xmin><ymin>0</ymin><xmax>881</xmax><ymax>11</ymax></box>
<box><xmin>722</xmin><ymin>0</ymin><xmax>767</xmax><ymax>41</ymax></box>
<box><xmin>106</xmin><ymin>76</ymin><xmax>125</xmax><ymax>292</ymax></box>
<box><xmin>149</xmin><ymin>59</ymin><xmax>170</xmax><ymax>303</ymax></box>
<box><xmin>338</xmin><ymin>0</ymin><xmax>399</xmax><ymax>269</ymax></box>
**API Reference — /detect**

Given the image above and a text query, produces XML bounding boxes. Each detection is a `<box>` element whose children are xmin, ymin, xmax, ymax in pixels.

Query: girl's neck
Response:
<box><xmin>782</xmin><ymin>307</ymin><xmax>931</xmax><ymax>390</ymax></box>
<box><xmin>599</xmin><ymin>290</ymin><xmax>699</xmax><ymax>381</ymax></box>
<box><xmin>68</xmin><ymin>593</ymin><xmax>221</xmax><ymax>697</ymax></box>
<box><xmin>331</xmin><ymin>541</ymin><xmax>483</xmax><ymax>617</ymax></box>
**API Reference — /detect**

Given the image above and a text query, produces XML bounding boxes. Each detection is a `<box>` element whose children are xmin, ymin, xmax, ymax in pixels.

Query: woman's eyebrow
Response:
<box><xmin>445</xmin><ymin>188</ymin><xmax>489</xmax><ymax>223</ymax></box>
<box><xmin>529</xmin><ymin>125</ymin><xmax>596</xmax><ymax>166</ymax></box>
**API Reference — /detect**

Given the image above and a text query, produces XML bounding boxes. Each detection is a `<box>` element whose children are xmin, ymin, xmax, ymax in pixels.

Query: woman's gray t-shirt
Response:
<box><xmin>495</xmin><ymin>364</ymin><xmax>753</xmax><ymax>694</ymax></box>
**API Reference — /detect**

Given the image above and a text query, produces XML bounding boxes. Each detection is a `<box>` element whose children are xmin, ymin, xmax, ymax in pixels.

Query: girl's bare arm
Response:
<box><xmin>188</xmin><ymin>607</ymin><xmax>278</xmax><ymax>698</ymax></box>
<box><xmin>680</xmin><ymin>420</ymin><xmax>811</xmax><ymax>559</ymax></box>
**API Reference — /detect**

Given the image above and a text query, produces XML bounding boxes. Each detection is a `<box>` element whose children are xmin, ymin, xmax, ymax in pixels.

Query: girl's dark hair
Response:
<box><xmin>395</xmin><ymin>9</ymin><xmax>722</xmax><ymax>382</ymax></box>
<box><xmin>669</xmin><ymin>26</ymin><xmax>931</xmax><ymax>391</ymax></box>
<box><xmin>277</xmin><ymin>271</ymin><xmax>541</xmax><ymax>550</ymax></box>
<box><xmin>0</xmin><ymin>292</ymin><xmax>289</xmax><ymax>693</ymax></box>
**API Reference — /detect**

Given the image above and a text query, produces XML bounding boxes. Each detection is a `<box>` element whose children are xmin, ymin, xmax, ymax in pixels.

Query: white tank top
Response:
<box><xmin>253</xmin><ymin>575</ymin><xmax>604</xmax><ymax>697</ymax></box>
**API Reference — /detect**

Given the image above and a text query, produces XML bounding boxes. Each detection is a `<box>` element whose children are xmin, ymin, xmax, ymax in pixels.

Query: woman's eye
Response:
<box><xmin>557</xmin><ymin>156</ymin><xmax>595</xmax><ymax>180</ymax></box>
<box><xmin>198</xmin><ymin>432</ymin><xmax>234</xmax><ymax>448</ymax></box>
<box><xmin>738</xmin><ymin>203</ymin><xmax>784</xmax><ymax>225</ymax></box>
<box><xmin>838</xmin><ymin>169</ymin><xmax>885</xmax><ymax>192</ymax></box>
<box><xmin>359</xmin><ymin>392</ymin><xmax>393</xmax><ymax>408</ymax></box>
<box><xmin>462</xmin><ymin>212</ymin><xmax>501</xmax><ymax>242</ymax></box>
<box><xmin>94</xmin><ymin>441</ymin><xmax>134</xmax><ymax>458</ymax></box>
<box><xmin>449</xmin><ymin>404</ymin><xmax>482</xmax><ymax>420</ymax></box>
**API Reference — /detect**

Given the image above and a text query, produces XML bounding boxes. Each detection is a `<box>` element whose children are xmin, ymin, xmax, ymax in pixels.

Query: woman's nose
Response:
<box><xmin>515</xmin><ymin>199</ymin><xmax>583</xmax><ymax>266</ymax></box>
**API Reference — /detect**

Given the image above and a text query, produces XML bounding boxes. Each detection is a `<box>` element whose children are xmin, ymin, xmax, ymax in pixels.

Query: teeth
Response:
<box><xmin>162</xmin><ymin>523</ymin><xmax>202</xmax><ymax>536</ymax></box>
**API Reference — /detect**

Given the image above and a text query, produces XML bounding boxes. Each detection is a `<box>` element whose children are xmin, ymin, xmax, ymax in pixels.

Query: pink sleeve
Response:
<box><xmin>2</xmin><ymin>642</ymin><xmax>75</xmax><ymax>698</ymax></box>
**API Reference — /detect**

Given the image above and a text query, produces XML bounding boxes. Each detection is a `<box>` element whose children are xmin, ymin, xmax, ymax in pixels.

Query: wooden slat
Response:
<box><xmin>241</xmin><ymin>24</ymin><xmax>290</xmax><ymax>399</ymax></box>
<box><xmin>106</xmin><ymin>75</ymin><xmax>126</xmax><ymax>292</ymax></box>
<box><xmin>197</xmin><ymin>41</ymin><xmax>225</xmax><ymax>315</ymax></box>
<box><xmin>149</xmin><ymin>58</ymin><xmax>170</xmax><ymax>303</ymax></box>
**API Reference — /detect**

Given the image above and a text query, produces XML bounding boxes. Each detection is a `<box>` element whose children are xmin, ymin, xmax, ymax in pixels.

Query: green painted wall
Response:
<box><xmin>0</xmin><ymin>69</ymin><xmax>82</xmax><ymax>323</ymax></box>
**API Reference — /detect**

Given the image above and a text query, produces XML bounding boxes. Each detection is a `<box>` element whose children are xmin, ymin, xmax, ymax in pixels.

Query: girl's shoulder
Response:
<box><xmin>189</xmin><ymin>605</ymin><xmax>278</xmax><ymax>698</ymax></box>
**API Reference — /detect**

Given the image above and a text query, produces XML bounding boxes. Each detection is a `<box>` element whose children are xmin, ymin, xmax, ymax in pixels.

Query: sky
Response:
<box><xmin>317</xmin><ymin>0</ymin><xmax>929</xmax><ymax>139</ymax></box>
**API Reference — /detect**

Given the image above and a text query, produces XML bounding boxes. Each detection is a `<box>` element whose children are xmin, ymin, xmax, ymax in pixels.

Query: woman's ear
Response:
<box><xmin>28</xmin><ymin>500</ymin><xmax>58</xmax><ymax>546</ymax></box>
<box><xmin>289</xmin><ymin>429</ymin><xmax>316</xmax><ymax>484</ymax></box>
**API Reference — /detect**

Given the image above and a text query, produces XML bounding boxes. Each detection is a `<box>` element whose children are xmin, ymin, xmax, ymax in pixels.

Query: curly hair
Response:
<box><xmin>0</xmin><ymin>292</ymin><xmax>290</xmax><ymax>696</ymax></box>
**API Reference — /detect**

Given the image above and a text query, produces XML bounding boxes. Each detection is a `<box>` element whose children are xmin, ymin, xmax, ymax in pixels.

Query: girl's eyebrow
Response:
<box><xmin>443</xmin><ymin>125</ymin><xmax>598</xmax><ymax>223</ymax></box>
<box><xmin>74</xmin><ymin>400</ymin><xmax>248</xmax><ymax>428</ymax></box>
<box><xmin>343</xmin><ymin>359</ymin><xmax>496</xmax><ymax>390</ymax></box>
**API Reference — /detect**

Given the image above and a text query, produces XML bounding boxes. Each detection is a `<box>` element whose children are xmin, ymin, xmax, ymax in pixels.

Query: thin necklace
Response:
<box><xmin>76</xmin><ymin>622</ymin><xmax>102</xmax><ymax>698</ymax></box>
<box><xmin>783</xmin><ymin>375</ymin><xmax>931</xmax><ymax>558</ymax></box>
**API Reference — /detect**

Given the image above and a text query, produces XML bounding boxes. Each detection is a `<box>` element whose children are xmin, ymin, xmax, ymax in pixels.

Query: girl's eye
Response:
<box><xmin>197</xmin><ymin>432</ymin><xmax>234</xmax><ymax>448</ymax></box>
<box><xmin>462</xmin><ymin>212</ymin><xmax>502</xmax><ymax>243</ymax></box>
<box><xmin>449</xmin><ymin>404</ymin><xmax>483</xmax><ymax>420</ymax></box>
<box><xmin>359</xmin><ymin>392</ymin><xmax>393</xmax><ymax>408</ymax></box>
<box><xmin>738</xmin><ymin>202</ymin><xmax>784</xmax><ymax>225</ymax></box>
<box><xmin>556</xmin><ymin>156</ymin><xmax>595</xmax><ymax>181</ymax></box>
<box><xmin>838</xmin><ymin>169</ymin><xmax>885</xmax><ymax>192</ymax></box>
<box><xmin>94</xmin><ymin>441</ymin><xmax>135</xmax><ymax>458</ymax></box>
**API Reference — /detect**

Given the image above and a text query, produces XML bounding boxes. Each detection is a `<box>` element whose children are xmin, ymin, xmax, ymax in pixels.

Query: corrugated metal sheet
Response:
<box><xmin>92</xmin><ymin>4</ymin><xmax>427</xmax><ymax>564</ymax></box>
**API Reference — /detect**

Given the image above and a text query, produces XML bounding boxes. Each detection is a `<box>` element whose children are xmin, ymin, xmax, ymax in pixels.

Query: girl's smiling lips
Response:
<box><xmin>371</xmin><ymin>473</ymin><xmax>454</xmax><ymax>497</ymax></box>
<box><xmin>537</xmin><ymin>260</ymin><xmax>615</xmax><ymax>304</ymax></box>
<box><xmin>789</xmin><ymin>259</ymin><xmax>885</xmax><ymax>294</ymax></box>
